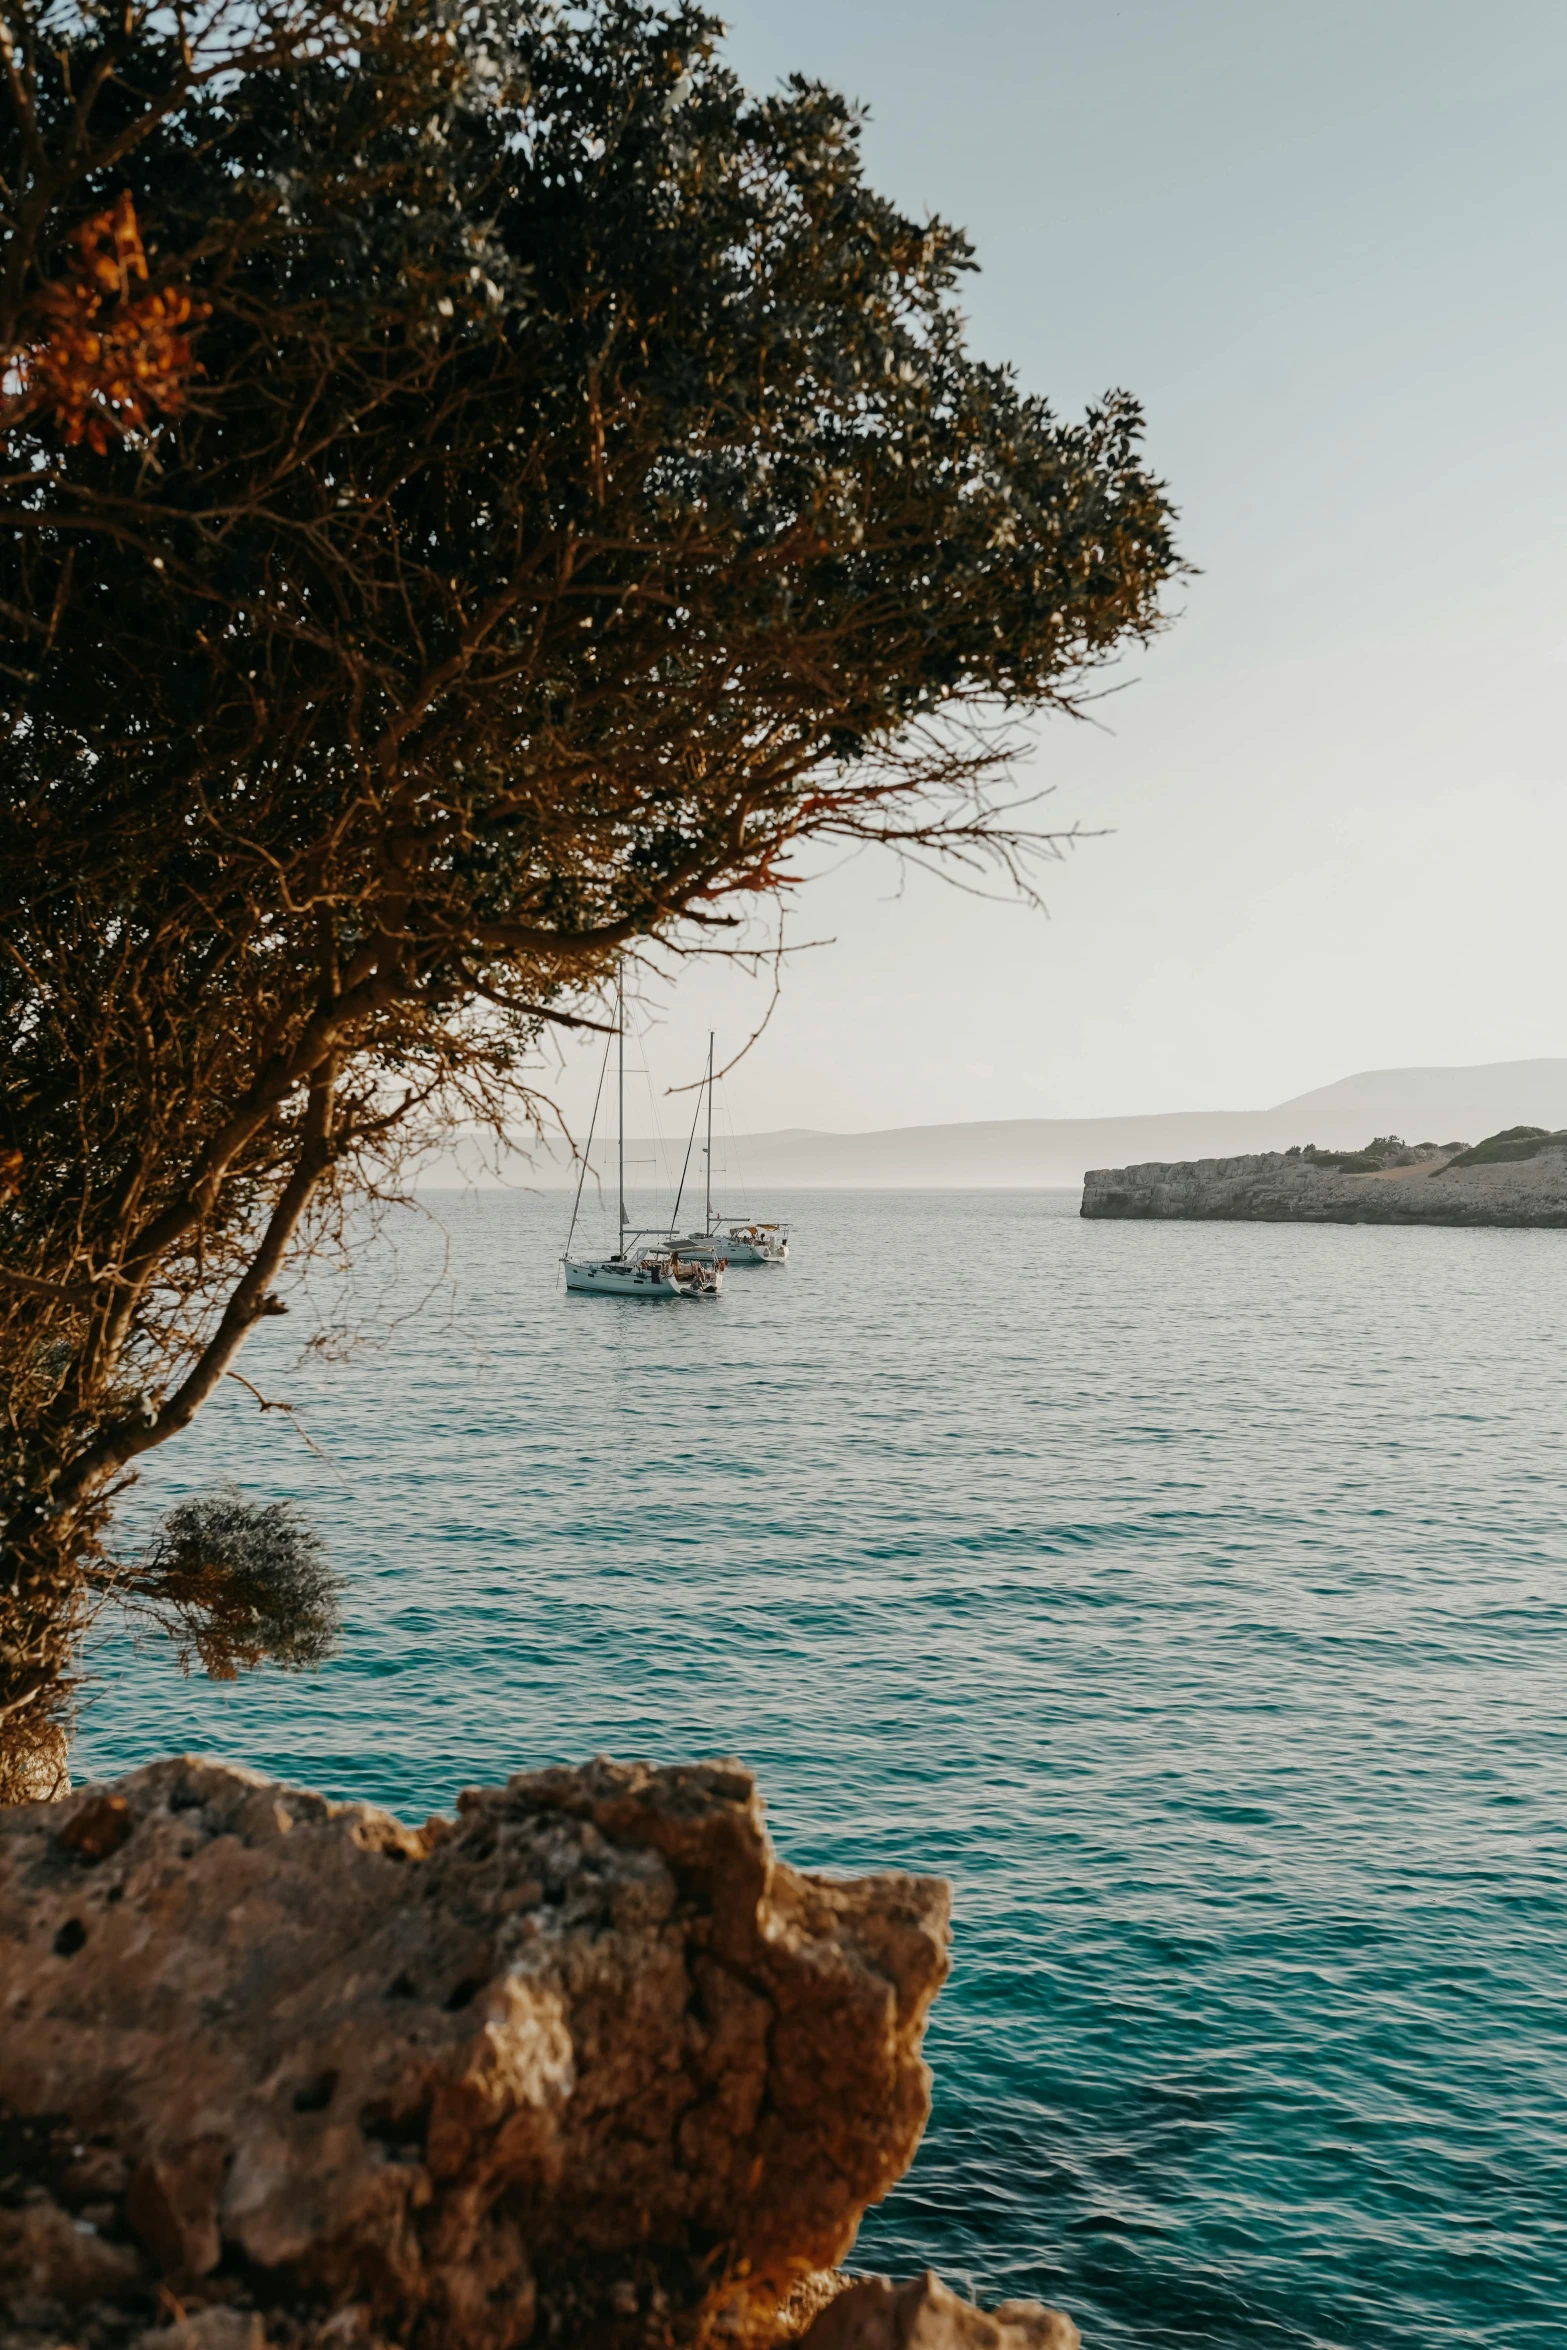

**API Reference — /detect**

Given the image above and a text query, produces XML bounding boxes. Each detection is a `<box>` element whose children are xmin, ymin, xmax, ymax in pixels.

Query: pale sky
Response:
<box><xmin>539</xmin><ymin>0</ymin><xmax>1567</xmax><ymax>1137</ymax></box>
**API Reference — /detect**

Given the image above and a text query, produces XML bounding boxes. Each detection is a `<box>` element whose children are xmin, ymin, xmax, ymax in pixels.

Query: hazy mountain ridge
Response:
<box><xmin>488</xmin><ymin>1060</ymin><xmax>1567</xmax><ymax>1191</ymax></box>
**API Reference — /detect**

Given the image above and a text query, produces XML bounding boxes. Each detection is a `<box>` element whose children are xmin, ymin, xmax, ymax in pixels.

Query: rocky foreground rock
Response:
<box><xmin>1081</xmin><ymin>1136</ymin><xmax>1567</xmax><ymax>1225</ymax></box>
<box><xmin>0</xmin><ymin>1756</ymin><xmax>1079</xmax><ymax>2350</ymax></box>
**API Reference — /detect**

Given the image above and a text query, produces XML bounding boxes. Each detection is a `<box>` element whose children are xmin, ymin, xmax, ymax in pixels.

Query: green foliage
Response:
<box><xmin>1285</xmin><ymin>1130</ymin><xmax>1567</xmax><ymax>1178</ymax></box>
<box><xmin>3</xmin><ymin>0</ymin><xmax>1180</xmax><ymax>945</ymax></box>
<box><xmin>120</xmin><ymin>1488</ymin><xmax>344</xmax><ymax>1679</ymax></box>
<box><xmin>1443</xmin><ymin>1127</ymin><xmax>1567</xmax><ymax>1170</ymax></box>
<box><xmin>1290</xmin><ymin>1136</ymin><xmax>1432</xmax><ymax>1175</ymax></box>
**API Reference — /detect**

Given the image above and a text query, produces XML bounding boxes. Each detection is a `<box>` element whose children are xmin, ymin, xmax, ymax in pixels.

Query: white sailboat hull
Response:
<box><xmin>666</xmin><ymin>1229</ymin><xmax>787</xmax><ymax>1266</ymax></box>
<box><xmin>722</xmin><ymin>1232</ymin><xmax>788</xmax><ymax>1265</ymax></box>
<box><xmin>657</xmin><ymin>1231</ymin><xmax>784</xmax><ymax>1269</ymax></box>
<box><xmin>563</xmin><ymin>1258</ymin><xmax>682</xmax><ymax>1297</ymax></box>
<box><xmin>562</xmin><ymin>1256</ymin><xmax>721</xmax><ymax>1298</ymax></box>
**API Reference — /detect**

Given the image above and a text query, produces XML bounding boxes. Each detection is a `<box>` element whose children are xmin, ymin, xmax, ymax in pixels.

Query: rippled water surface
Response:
<box><xmin>81</xmin><ymin>1190</ymin><xmax>1566</xmax><ymax>2349</ymax></box>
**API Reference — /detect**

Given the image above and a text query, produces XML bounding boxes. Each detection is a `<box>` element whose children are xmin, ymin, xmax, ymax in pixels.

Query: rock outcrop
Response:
<box><xmin>799</xmin><ymin>2273</ymin><xmax>1078</xmax><ymax>2350</ymax></box>
<box><xmin>1081</xmin><ymin>1137</ymin><xmax>1567</xmax><ymax>1225</ymax></box>
<box><xmin>0</xmin><ymin>1755</ymin><xmax>953</xmax><ymax>2350</ymax></box>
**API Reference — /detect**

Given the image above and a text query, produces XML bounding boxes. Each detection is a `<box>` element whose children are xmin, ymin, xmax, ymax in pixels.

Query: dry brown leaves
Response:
<box><xmin>5</xmin><ymin>192</ymin><xmax>208</xmax><ymax>450</ymax></box>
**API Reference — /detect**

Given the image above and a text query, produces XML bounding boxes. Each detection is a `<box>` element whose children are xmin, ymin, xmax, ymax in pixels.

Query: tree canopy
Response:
<box><xmin>0</xmin><ymin>0</ymin><xmax>1181</xmax><ymax>1791</ymax></box>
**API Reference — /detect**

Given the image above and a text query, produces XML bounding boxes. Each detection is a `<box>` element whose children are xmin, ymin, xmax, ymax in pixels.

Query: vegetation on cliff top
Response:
<box><xmin>1287</xmin><ymin>1128</ymin><xmax>1567</xmax><ymax>1176</ymax></box>
<box><xmin>1440</xmin><ymin>1126</ymin><xmax>1567</xmax><ymax>1171</ymax></box>
<box><xmin>1284</xmin><ymin>1137</ymin><xmax>1455</xmax><ymax>1174</ymax></box>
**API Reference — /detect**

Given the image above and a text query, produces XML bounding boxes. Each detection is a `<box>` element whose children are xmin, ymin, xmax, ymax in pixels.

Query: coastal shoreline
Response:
<box><xmin>1081</xmin><ymin>1137</ymin><xmax>1567</xmax><ymax>1226</ymax></box>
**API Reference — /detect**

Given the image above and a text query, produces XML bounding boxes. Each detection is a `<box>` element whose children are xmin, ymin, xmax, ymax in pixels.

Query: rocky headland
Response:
<box><xmin>0</xmin><ymin>1755</ymin><xmax>1078</xmax><ymax>2350</ymax></box>
<box><xmin>1081</xmin><ymin>1126</ymin><xmax>1567</xmax><ymax>1226</ymax></box>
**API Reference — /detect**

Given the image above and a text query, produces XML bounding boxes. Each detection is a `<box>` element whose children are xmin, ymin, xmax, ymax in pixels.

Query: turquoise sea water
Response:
<box><xmin>78</xmin><ymin>1190</ymin><xmax>1565</xmax><ymax>2350</ymax></box>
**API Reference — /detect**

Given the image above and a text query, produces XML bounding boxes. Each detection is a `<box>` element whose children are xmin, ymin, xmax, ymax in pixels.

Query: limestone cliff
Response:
<box><xmin>0</xmin><ymin>1757</ymin><xmax>1083</xmax><ymax>2350</ymax></box>
<box><xmin>1081</xmin><ymin>1135</ymin><xmax>1567</xmax><ymax>1226</ymax></box>
<box><xmin>0</xmin><ymin>1754</ymin><xmax>971</xmax><ymax>2350</ymax></box>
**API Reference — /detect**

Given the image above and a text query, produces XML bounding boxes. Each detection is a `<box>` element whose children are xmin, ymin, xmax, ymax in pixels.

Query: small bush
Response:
<box><xmin>128</xmin><ymin>1487</ymin><xmax>344</xmax><ymax>1679</ymax></box>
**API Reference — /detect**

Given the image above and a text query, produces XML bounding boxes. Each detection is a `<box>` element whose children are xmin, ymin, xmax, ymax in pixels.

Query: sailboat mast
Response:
<box><xmin>617</xmin><ymin>962</ymin><xmax>626</xmax><ymax>1256</ymax></box>
<box><xmin>705</xmin><ymin>1031</ymin><xmax>714</xmax><ymax>1230</ymax></box>
<box><xmin>565</xmin><ymin>1028</ymin><xmax>612</xmax><ymax>1260</ymax></box>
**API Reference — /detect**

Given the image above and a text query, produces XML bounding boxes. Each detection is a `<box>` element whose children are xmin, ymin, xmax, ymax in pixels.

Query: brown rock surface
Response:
<box><xmin>0</xmin><ymin>1755</ymin><xmax>950</xmax><ymax>2350</ymax></box>
<box><xmin>798</xmin><ymin>2274</ymin><xmax>1079</xmax><ymax>2350</ymax></box>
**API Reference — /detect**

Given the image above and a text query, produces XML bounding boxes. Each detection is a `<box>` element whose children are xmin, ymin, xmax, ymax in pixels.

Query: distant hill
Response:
<box><xmin>510</xmin><ymin>1060</ymin><xmax>1567</xmax><ymax>1190</ymax></box>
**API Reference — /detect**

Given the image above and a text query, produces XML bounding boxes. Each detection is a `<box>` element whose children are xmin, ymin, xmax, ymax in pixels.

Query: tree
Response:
<box><xmin>0</xmin><ymin>0</ymin><xmax>1182</xmax><ymax>1792</ymax></box>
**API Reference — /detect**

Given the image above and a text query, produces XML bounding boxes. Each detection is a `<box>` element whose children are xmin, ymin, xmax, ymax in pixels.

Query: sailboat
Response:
<box><xmin>665</xmin><ymin>1034</ymin><xmax>791</xmax><ymax>1267</ymax></box>
<box><xmin>561</xmin><ymin>972</ymin><xmax>723</xmax><ymax>1299</ymax></box>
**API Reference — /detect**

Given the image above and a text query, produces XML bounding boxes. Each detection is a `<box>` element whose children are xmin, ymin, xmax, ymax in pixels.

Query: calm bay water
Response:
<box><xmin>79</xmin><ymin>1190</ymin><xmax>1565</xmax><ymax>2350</ymax></box>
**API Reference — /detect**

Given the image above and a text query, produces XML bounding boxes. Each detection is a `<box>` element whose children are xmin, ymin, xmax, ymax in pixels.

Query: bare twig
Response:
<box><xmin>225</xmin><ymin>1369</ymin><xmax>353</xmax><ymax>1489</ymax></box>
